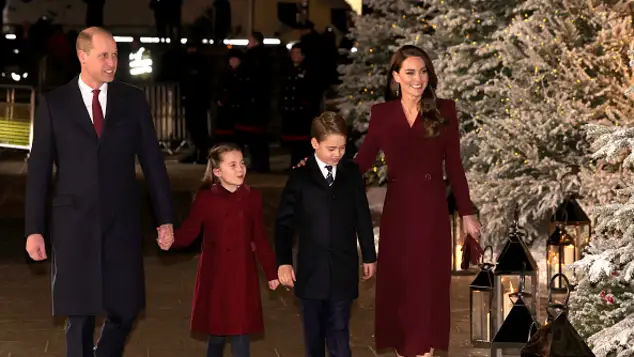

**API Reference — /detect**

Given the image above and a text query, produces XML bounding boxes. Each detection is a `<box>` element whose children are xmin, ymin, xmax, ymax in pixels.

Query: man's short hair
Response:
<box><xmin>76</xmin><ymin>26</ymin><xmax>113</xmax><ymax>54</ymax></box>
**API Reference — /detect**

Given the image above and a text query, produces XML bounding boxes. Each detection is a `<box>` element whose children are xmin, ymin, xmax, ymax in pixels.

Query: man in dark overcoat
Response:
<box><xmin>24</xmin><ymin>27</ymin><xmax>174</xmax><ymax>357</ymax></box>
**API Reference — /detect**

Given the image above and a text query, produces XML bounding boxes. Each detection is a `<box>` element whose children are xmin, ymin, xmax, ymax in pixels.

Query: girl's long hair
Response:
<box><xmin>200</xmin><ymin>142</ymin><xmax>243</xmax><ymax>189</ymax></box>
<box><xmin>384</xmin><ymin>45</ymin><xmax>448</xmax><ymax>138</ymax></box>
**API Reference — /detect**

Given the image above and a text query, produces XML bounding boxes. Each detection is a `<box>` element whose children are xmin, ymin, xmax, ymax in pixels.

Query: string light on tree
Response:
<box><xmin>462</xmin><ymin>0</ymin><xmax>634</xmax><ymax>247</ymax></box>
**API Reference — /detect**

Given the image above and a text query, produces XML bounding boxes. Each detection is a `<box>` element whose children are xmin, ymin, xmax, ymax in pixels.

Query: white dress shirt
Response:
<box><xmin>78</xmin><ymin>76</ymin><xmax>108</xmax><ymax>123</ymax></box>
<box><xmin>314</xmin><ymin>154</ymin><xmax>337</xmax><ymax>180</ymax></box>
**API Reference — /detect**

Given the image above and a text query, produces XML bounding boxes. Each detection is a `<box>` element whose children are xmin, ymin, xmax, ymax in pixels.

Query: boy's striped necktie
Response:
<box><xmin>325</xmin><ymin>165</ymin><xmax>334</xmax><ymax>186</ymax></box>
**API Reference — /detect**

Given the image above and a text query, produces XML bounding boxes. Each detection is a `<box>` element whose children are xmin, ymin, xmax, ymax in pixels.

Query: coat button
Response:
<box><xmin>424</xmin><ymin>174</ymin><xmax>432</xmax><ymax>181</ymax></box>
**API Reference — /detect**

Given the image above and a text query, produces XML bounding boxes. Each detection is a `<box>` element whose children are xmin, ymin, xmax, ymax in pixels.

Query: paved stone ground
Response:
<box><xmin>0</xmin><ymin>149</ymin><xmax>490</xmax><ymax>357</ymax></box>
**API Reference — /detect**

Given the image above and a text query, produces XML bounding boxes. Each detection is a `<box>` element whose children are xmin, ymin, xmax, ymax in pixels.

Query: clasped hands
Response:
<box><xmin>156</xmin><ymin>224</ymin><xmax>174</xmax><ymax>250</ymax></box>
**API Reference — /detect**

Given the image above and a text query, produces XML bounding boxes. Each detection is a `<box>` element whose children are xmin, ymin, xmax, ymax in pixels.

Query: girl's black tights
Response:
<box><xmin>206</xmin><ymin>334</ymin><xmax>250</xmax><ymax>357</ymax></box>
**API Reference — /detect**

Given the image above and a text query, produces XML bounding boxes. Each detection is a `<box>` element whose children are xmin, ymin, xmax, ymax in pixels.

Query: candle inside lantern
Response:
<box><xmin>486</xmin><ymin>312</ymin><xmax>491</xmax><ymax>341</ymax></box>
<box><xmin>455</xmin><ymin>243</ymin><xmax>463</xmax><ymax>270</ymax></box>
<box><xmin>550</xmin><ymin>247</ymin><xmax>575</xmax><ymax>289</ymax></box>
<box><xmin>503</xmin><ymin>280</ymin><xmax>515</xmax><ymax>319</ymax></box>
<box><xmin>563</xmin><ymin>244</ymin><xmax>574</xmax><ymax>266</ymax></box>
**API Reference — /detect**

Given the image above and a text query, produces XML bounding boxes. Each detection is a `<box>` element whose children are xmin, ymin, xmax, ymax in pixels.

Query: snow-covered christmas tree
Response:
<box><xmin>463</xmin><ymin>0</ymin><xmax>633</xmax><ymax>249</ymax></box>
<box><xmin>567</xmin><ymin>33</ymin><xmax>634</xmax><ymax>357</ymax></box>
<box><xmin>431</xmin><ymin>0</ymin><xmax>519</xmax><ymax>135</ymax></box>
<box><xmin>337</xmin><ymin>0</ymin><xmax>439</xmax><ymax>185</ymax></box>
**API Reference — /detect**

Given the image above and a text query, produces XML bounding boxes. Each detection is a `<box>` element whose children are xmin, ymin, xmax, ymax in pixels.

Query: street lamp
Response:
<box><xmin>470</xmin><ymin>246</ymin><xmax>494</xmax><ymax>348</ymax></box>
<box><xmin>491</xmin><ymin>262</ymin><xmax>538</xmax><ymax>357</ymax></box>
<box><xmin>547</xmin><ymin>226</ymin><xmax>576</xmax><ymax>293</ymax></box>
<box><xmin>493</xmin><ymin>213</ymin><xmax>538</xmax><ymax>336</ymax></box>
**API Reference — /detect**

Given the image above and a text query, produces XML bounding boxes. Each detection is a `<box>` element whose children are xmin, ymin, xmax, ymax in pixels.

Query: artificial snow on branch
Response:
<box><xmin>568</xmin><ymin>20</ymin><xmax>634</xmax><ymax>356</ymax></box>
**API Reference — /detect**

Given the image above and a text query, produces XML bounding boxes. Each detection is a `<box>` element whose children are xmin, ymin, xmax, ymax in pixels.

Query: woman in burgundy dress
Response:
<box><xmin>354</xmin><ymin>46</ymin><xmax>482</xmax><ymax>357</ymax></box>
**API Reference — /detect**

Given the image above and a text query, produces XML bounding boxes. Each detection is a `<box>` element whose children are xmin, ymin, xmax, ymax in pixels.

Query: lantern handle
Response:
<box><xmin>480</xmin><ymin>245</ymin><xmax>494</xmax><ymax>266</ymax></box>
<box><xmin>513</xmin><ymin>204</ymin><xmax>520</xmax><ymax>222</ymax></box>
<box><xmin>548</xmin><ymin>273</ymin><xmax>571</xmax><ymax>308</ymax></box>
<box><xmin>558</xmin><ymin>168</ymin><xmax>580</xmax><ymax>224</ymax></box>
<box><xmin>526</xmin><ymin>320</ymin><xmax>541</xmax><ymax>341</ymax></box>
<box><xmin>507</xmin><ymin>206</ymin><xmax>529</xmax><ymax>243</ymax></box>
<box><xmin>558</xmin><ymin>198</ymin><xmax>570</xmax><ymax>226</ymax></box>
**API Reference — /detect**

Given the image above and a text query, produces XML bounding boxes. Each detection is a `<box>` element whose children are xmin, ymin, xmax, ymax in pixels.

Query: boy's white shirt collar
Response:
<box><xmin>314</xmin><ymin>154</ymin><xmax>337</xmax><ymax>180</ymax></box>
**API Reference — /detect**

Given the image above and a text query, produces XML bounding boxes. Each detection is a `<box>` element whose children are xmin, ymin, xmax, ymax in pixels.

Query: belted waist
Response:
<box><xmin>387</xmin><ymin>172</ymin><xmax>443</xmax><ymax>183</ymax></box>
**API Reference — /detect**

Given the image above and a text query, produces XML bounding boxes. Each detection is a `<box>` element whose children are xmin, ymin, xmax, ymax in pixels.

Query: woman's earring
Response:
<box><xmin>396</xmin><ymin>83</ymin><xmax>400</xmax><ymax>97</ymax></box>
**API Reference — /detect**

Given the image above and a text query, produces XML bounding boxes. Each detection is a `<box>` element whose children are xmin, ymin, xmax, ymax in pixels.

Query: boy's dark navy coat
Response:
<box><xmin>275</xmin><ymin>156</ymin><xmax>377</xmax><ymax>300</ymax></box>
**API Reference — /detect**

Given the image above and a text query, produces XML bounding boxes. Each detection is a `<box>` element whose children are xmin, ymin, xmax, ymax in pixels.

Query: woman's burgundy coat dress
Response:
<box><xmin>354</xmin><ymin>99</ymin><xmax>475</xmax><ymax>355</ymax></box>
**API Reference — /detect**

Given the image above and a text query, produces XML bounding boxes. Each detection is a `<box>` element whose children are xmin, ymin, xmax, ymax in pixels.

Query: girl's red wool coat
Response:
<box><xmin>173</xmin><ymin>184</ymin><xmax>277</xmax><ymax>335</ymax></box>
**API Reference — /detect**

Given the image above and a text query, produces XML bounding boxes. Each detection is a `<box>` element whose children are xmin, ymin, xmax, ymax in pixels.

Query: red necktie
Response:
<box><xmin>92</xmin><ymin>89</ymin><xmax>104</xmax><ymax>137</ymax></box>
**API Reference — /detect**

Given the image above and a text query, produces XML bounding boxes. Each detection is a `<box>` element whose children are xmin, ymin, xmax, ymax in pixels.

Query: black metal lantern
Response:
<box><xmin>470</xmin><ymin>246</ymin><xmax>495</xmax><ymax>348</ymax></box>
<box><xmin>491</xmin><ymin>262</ymin><xmax>539</xmax><ymax>357</ymax></box>
<box><xmin>521</xmin><ymin>273</ymin><xmax>596</xmax><ymax>357</ymax></box>
<box><xmin>550</xmin><ymin>197</ymin><xmax>591</xmax><ymax>260</ymax></box>
<box><xmin>494</xmin><ymin>212</ymin><xmax>539</xmax><ymax>335</ymax></box>
<box><xmin>547</xmin><ymin>226</ymin><xmax>576</xmax><ymax>293</ymax></box>
<box><xmin>447</xmin><ymin>181</ymin><xmax>479</xmax><ymax>275</ymax></box>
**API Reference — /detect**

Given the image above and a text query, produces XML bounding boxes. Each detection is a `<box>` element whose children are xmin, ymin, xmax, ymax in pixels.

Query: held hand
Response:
<box><xmin>277</xmin><ymin>265</ymin><xmax>296</xmax><ymax>287</ymax></box>
<box><xmin>26</xmin><ymin>234</ymin><xmax>47</xmax><ymax>261</ymax></box>
<box><xmin>292</xmin><ymin>157</ymin><xmax>308</xmax><ymax>169</ymax></box>
<box><xmin>268</xmin><ymin>279</ymin><xmax>280</xmax><ymax>290</ymax></box>
<box><xmin>462</xmin><ymin>215</ymin><xmax>481</xmax><ymax>241</ymax></box>
<box><xmin>363</xmin><ymin>262</ymin><xmax>376</xmax><ymax>280</ymax></box>
<box><xmin>156</xmin><ymin>224</ymin><xmax>174</xmax><ymax>250</ymax></box>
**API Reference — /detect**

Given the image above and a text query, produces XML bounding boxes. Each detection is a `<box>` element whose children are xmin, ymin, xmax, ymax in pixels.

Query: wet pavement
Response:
<box><xmin>0</xmin><ymin>149</ymin><xmax>489</xmax><ymax>357</ymax></box>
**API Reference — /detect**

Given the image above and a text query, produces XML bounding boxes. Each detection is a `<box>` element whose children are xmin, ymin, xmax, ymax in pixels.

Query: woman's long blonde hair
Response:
<box><xmin>385</xmin><ymin>45</ymin><xmax>448</xmax><ymax>138</ymax></box>
<box><xmin>200</xmin><ymin>142</ymin><xmax>243</xmax><ymax>189</ymax></box>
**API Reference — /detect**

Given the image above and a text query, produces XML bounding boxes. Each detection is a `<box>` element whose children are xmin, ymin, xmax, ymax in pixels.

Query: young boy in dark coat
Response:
<box><xmin>275</xmin><ymin>111</ymin><xmax>377</xmax><ymax>357</ymax></box>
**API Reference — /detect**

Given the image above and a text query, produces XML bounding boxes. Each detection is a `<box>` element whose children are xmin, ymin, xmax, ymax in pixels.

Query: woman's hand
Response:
<box><xmin>462</xmin><ymin>215</ymin><xmax>481</xmax><ymax>241</ymax></box>
<box><xmin>268</xmin><ymin>279</ymin><xmax>280</xmax><ymax>290</ymax></box>
<box><xmin>293</xmin><ymin>157</ymin><xmax>308</xmax><ymax>169</ymax></box>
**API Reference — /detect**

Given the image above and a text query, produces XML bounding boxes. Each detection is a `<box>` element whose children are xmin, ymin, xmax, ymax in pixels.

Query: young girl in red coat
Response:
<box><xmin>169</xmin><ymin>142</ymin><xmax>280</xmax><ymax>357</ymax></box>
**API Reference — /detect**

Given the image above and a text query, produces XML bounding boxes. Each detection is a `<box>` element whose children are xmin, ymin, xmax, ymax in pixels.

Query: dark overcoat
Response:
<box><xmin>275</xmin><ymin>157</ymin><xmax>377</xmax><ymax>301</ymax></box>
<box><xmin>25</xmin><ymin>77</ymin><xmax>173</xmax><ymax>318</ymax></box>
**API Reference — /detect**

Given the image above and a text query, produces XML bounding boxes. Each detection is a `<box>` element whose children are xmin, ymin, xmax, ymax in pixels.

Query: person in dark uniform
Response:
<box><xmin>279</xmin><ymin>42</ymin><xmax>321</xmax><ymax>169</ymax></box>
<box><xmin>214</xmin><ymin>49</ymin><xmax>243</xmax><ymax>144</ymax></box>
<box><xmin>213</xmin><ymin>0</ymin><xmax>231</xmax><ymax>43</ymax></box>
<box><xmin>165</xmin><ymin>0</ymin><xmax>182</xmax><ymax>41</ymax></box>
<box><xmin>0</xmin><ymin>0</ymin><xmax>6</xmax><ymax>30</ymax></box>
<box><xmin>236</xmin><ymin>31</ymin><xmax>270</xmax><ymax>172</ymax></box>
<box><xmin>83</xmin><ymin>0</ymin><xmax>105</xmax><ymax>27</ymax></box>
<box><xmin>299</xmin><ymin>21</ymin><xmax>325</xmax><ymax>86</ymax></box>
<box><xmin>180</xmin><ymin>42</ymin><xmax>211</xmax><ymax>164</ymax></box>
<box><xmin>150</xmin><ymin>0</ymin><xmax>167</xmax><ymax>37</ymax></box>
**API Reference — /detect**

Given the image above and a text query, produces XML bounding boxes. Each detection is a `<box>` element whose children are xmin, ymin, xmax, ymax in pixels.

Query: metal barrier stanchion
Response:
<box><xmin>0</xmin><ymin>84</ymin><xmax>36</xmax><ymax>152</ymax></box>
<box><xmin>0</xmin><ymin>81</ymin><xmax>187</xmax><ymax>156</ymax></box>
<box><xmin>141</xmin><ymin>82</ymin><xmax>188</xmax><ymax>155</ymax></box>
